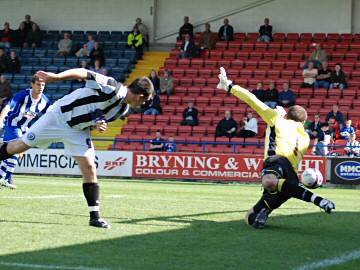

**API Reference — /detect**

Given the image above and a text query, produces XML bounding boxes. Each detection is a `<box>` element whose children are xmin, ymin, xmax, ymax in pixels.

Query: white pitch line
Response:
<box><xmin>0</xmin><ymin>195</ymin><xmax>126</xmax><ymax>200</ymax></box>
<box><xmin>294</xmin><ymin>249</ymin><xmax>360</xmax><ymax>270</ymax></box>
<box><xmin>0</xmin><ymin>261</ymin><xmax>111</xmax><ymax>270</ymax></box>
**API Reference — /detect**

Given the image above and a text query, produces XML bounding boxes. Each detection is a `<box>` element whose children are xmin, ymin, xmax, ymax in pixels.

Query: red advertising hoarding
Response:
<box><xmin>133</xmin><ymin>152</ymin><xmax>326</xmax><ymax>182</ymax></box>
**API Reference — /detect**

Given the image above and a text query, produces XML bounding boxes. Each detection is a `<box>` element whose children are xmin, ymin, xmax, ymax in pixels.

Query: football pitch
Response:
<box><xmin>0</xmin><ymin>176</ymin><xmax>359</xmax><ymax>270</ymax></box>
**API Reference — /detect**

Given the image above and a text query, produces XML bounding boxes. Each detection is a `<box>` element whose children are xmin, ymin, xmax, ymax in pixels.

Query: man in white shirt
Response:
<box><xmin>302</xmin><ymin>62</ymin><xmax>318</xmax><ymax>88</ymax></box>
<box><xmin>238</xmin><ymin>112</ymin><xmax>258</xmax><ymax>138</ymax></box>
<box><xmin>344</xmin><ymin>133</ymin><xmax>360</xmax><ymax>157</ymax></box>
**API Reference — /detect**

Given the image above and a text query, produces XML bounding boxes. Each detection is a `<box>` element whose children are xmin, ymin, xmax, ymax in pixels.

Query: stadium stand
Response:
<box><xmin>112</xmin><ymin>31</ymin><xmax>360</xmax><ymax>155</ymax></box>
<box><xmin>2</xmin><ymin>30</ymin><xmax>137</xmax><ymax>103</ymax></box>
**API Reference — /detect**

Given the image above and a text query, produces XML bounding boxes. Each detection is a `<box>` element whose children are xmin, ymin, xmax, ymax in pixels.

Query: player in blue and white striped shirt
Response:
<box><xmin>0</xmin><ymin>75</ymin><xmax>50</xmax><ymax>189</ymax></box>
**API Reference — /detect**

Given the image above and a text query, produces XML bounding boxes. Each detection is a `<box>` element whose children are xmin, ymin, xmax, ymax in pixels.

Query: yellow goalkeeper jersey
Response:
<box><xmin>230</xmin><ymin>86</ymin><xmax>310</xmax><ymax>172</ymax></box>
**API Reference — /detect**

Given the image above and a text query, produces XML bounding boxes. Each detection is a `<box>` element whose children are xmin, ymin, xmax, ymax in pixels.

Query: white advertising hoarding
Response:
<box><xmin>16</xmin><ymin>149</ymin><xmax>133</xmax><ymax>177</ymax></box>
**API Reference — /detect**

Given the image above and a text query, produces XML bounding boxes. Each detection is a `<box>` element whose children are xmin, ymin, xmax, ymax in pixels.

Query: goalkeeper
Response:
<box><xmin>217</xmin><ymin>68</ymin><xmax>335</xmax><ymax>229</ymax></box>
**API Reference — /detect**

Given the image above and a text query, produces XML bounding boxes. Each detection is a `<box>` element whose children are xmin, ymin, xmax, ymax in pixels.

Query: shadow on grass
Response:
<box><xmin>0</xmin><ymin>212</ymin><xmax>360</xmax><ymax>270</ymax></box>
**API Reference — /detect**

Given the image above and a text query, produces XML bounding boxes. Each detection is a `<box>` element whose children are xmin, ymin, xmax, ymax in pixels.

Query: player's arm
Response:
<box><xmin>36</xmin><ymin>68</ymin><xmax>89</xmax><ymax>82</ymax></box>
<box><xmin>0</xmin><ymin>104</ymin><xmax>10</xmax><ymax>129</ymax></box>
<box><xmin>217</xmin><ymin>68</ymin><xmax>278</xmax><ymax>126</ymax></box>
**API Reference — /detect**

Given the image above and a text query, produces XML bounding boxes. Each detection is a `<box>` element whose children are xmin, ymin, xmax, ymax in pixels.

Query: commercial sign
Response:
<box><xmin>132</xmin><ymin>152</ymin><xmax>326</xmax><ymax>182</ymax></box>
<box><xmin>16</xmin><ymin>149</ymin><xmax>133</xmax><ymax>177</ymax></box>
<box><xmin>330</xmin><ymin>157</ymin><xmax>360</xmax><ymax>184</ymax></box>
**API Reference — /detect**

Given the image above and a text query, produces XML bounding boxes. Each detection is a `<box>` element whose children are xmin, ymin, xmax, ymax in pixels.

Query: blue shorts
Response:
<box><xmin>3</xmin><ymin>127</ymin><xmax>23</xmax><ymax>143</ymax></box>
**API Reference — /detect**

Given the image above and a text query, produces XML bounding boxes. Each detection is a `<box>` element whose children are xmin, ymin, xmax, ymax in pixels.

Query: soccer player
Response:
<box><xmin>0</xmin><ymin>75</ymin><xmax>50</xmax><ymax>189</ymax></box>
<box><xmin>0</xmin><ymin>68</ymin><xmax>154</xmax><ymax>228</ymax></box>
<box><xmin>217</xmin><ymin>68</ymin><xmax>335</xmax><ymax>229</ymax></box>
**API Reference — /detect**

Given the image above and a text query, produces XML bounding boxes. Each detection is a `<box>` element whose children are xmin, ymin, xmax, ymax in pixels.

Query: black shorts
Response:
<box><xmin>253</xmin><ymin>155</ymin><xmax>300</xmax><ymax>212</ymax></box>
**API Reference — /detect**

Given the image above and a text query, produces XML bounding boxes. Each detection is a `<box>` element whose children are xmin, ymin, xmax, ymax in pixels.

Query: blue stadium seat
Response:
<box><xmin>59</xmin><ymin>85</ymin><xmax>70</xmax><ymax>93</ymax></box>
<box><xmin>12</xmin><ymin>74</ymin><xmax>26</xmax><ymax>83</ymax></box>
<box><xmin>86</xmin><ymin>31</ymin><xmax>97</xmax><ymax>36</ymax></box>
<box><xmin>106</xmin><ymin>58</ymin><xmax>117</xmax><ymax>67</ymax></box>
<box><xmin>73</xmin><ymin>30</ymin><xmax>84</xmax><ymax>35</ymax></box>
<box><xmin>61</xmin><ymin>30</ymin><xmax>72</xmax><ymax>34</ymax></box>
<box><xmin>123</xmin><ymin>50</ymin><xmax>136</xmax><ymax>62</ymax></box>
<box><xmin>103</xmin><ymin>41</ymin><xmax>116</xmax><ymax>50</ymax></box>
<box><xmin>42</xmin><ymin>40</ymin><xmax>54</xmax><ymax>48</ymax></box>
<box><xmin>21</xmin><ymin>57</ymin><xmax>35</xmax><ymax>65</ymax></box>
<box><xmin>18</xmin><ymin>83</ymin><xmax>29</xmax><ymax>90</ymax></box>
<box><xmin>65</xmin><ymin>57</ymin><xmax>78</xmax><ymax>67</ymax></box>
<box><xmin>118</xmin><ymin>58</ymin><xmax>130</xmax><ymax>68</ymax></box>
<box><xmin>21</xmin><ymin>49</ymin><xmax>34</xmax><ymax>57</ymax></box>
<box><xmin>56</xmin><ymin>142</ymin><xmax>64</xmax><ymax>149</ymax></box>
<box><xmin>73</xmin><ymin>34</ymin><xmax>85</xmax><ymax>42</ymax></box>
<box><xmin>39</xmin><ymin>57</ymin><xmax>53</xmax><ymax>66</ymax></box>
<box><xmin>34</xmin><ymin>49</ymin><xmax>47</xmax><ymax>58</ymax></box>
<box><xmin>47</xmin><ymin>49</ymin><xmax>58</xmax><ymax>57</ymax></box>
<box><xmin>111</xmin><ymin>50</ymin><xmax>123</xmax><ymax>58</ymax></box>
<box><xmin>58</xmin><ymin>66</ymin><xmax>69</xmax><ymax>72</ymax></box>
<box><xmin>51</xmin><ymin>92</ymin><xmax>65</xmax><ymax>100</ymax></box>
<box><xmin>71</xmin><ymin>82</ymin><xmax>85</xmax><ymax>90</ymax></box>
<box><xmin>45</xmin><ymin>65</ymin><xmax>58</xmax><ymax>73</ymax></box>
<box><xmin>10</xmin><ymin>83</ymin><xmax>18</xmax><ymax>92</ymax></box>
<box><xmin>2</xmin><ymin>73</ymin><xmax>13</xmax><ymax>81</ymax></box>
<box><xmin>45</xmin><ymin>85</ymin><xmax>58</xmax><ymax>93</ymax></box>
<box><xmin>33</xmin><ymin>65</ymin><xmax>46</xmax><ymax>73</ymax></box>
<box><xmin>117</xmin><ymin>42</ymin><xmax>127</xmax><ymax>50</ymax></box>
<box><xmin>53</xmin><ymin>57</ymin><xmax>65</xmax><ymax>65</ymax></box>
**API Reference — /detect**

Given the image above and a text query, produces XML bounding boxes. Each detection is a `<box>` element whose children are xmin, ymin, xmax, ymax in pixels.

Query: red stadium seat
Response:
<box><xmin>204</xmin><ymin>59</ymin><xmax>218</xmax><ymax>68</ymax></box>
<box><xmin>286</xmin><ymin>33</ymin><xmax>299</xmax><ymax>42</ymax></box>
<box><xmin>191</xmin><ymin>59</ymin><xmax>204</xmax><ymax>68</ymax></box>
<box><xmin>178</xmin><ymin>58</ymin><xmax>191</xmax><ymax>67</ymax></box>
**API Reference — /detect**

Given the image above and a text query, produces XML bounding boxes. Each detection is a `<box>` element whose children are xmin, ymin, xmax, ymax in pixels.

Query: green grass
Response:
<box><xmin>0</xmin><ymin>175</ymin><xmax>360</xmax><ymax>270</ymax></box>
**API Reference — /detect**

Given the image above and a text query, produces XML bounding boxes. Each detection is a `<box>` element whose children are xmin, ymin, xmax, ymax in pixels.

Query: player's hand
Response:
<box><xmin>217</xmin><ymin>67</ymin><xmax>232</xmax><ymax>91</ymax></box>
<box><xmin>36</xmin><ymin>71</ymin><xmax>60</xmax><ymax>83</ymax></box>
<box><xmin>96</xmin><ymin>120</ymin><xmax>107</xmax><ymax>133</ymax></box>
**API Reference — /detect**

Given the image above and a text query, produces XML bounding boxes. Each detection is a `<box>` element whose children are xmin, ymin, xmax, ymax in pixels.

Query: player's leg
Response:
<box><xmin>3</xmin><ymin>154</ymin><xmax>20</xmax><ymax>188</ymax></box>
<box><xmin>262</xmin><ymin>157</ymin><xmax>335</xmax><ymax>213</ymax></box>
<box><xmin>0</xmin><ymin>140</ymin><xmax>30</xmax><ymax>162</ymax></box>
<box><xmin>73</xmin><ymin>155</ymin><xmax>110</xmax><ymax>229</ymax></box>
<box><xmin>245</xmin><ymin>190</ymin><xmax>289</xmax><ymax>229</ymax></box>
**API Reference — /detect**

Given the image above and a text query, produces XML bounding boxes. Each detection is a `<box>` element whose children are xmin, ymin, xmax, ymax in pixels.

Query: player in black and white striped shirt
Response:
<box><xmin>0</xmin><ymin>68</ymin><xmax>154</xmax><ymax>228</ymax></box>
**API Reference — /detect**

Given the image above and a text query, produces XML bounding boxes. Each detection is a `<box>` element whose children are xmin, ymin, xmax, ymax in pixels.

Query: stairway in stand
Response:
<box><xmin>91</xmin><ymin>51</ymin><xmax>170</xmax><ymax>150</ymax></box>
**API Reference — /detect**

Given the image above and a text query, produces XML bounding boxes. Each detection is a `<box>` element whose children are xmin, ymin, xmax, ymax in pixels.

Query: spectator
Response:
<box><xmin>330</xmin><ymin>63</ymin><xmax>347</xmax><ymax>90</ymax></box>
<box><xmin>200</xmin><ymin>23</ymin><xmax>216</xmax><ymax>50</ymax></box>
<box><xmin>340</xmin><ymin>119</ymin><xmax>355</xmax><ymax>140</ymax></box>
<box><xmin>0</xmin><ymin>48</ymin><xmax>9</xmax><ymax>74</ymax></box>
<box><xmin>238</xmin><ymin>111</ymin><xmax>258</xmax><ymax>138</ymax></box>
<box><xmin>326</xmin><ymin>105</ymin><xmax>345</xmax><ymax>128</ymax></box>
<box><xmin>0</xmin><ymin>75</ymin><xmax>12</xmax><ymax>110</ymax></box>
<box><xmin>218</xmin><ymin>18</ymin><xmax>234</xmax><ymax>41</ymax></box>
<box><xmin>76</xmin><ymin>34</ymin><xmax>95</xmax><ymax>57</ymax></box>
<box><xmin>149</xmin><ymin>131</ymin><xmax>164</xmax><ymax>151</ymax></box>
<box><xmin>159</xmin><ymin>69</ymin><xmax>173</xmax><ymax>96</ymax></box>
<box><xmin>257</xmin><ymin>17</ymin><xmax>273</xmax><ymax>42</ymax></box>
<box><xmin>25</xmin><ymin>23</ymin><xmax>42</xmax><ymax>48</ymax></box>
<box><xmin>252</xmin><ymin>82</ymin><xmax>265</xmax><ymax>101</ymax></box>
<box><xmin>328</xmin><ymin>117</ymin><xmax>340</xmax><ymax>140</ymax></box>
<box><xmin>127</xmin><ymin>26</ymin><xmax>143</xmax><ymax>60</ymax></box>
<box><xmin>20</xmin><ymin>14</ymin><xmax>35</xmax><ymax>36</ymax></box>
<box><xmin>263</xmin><ymin>81</ymin><xmax>278</xmax><ymax>108</ymax></box>
<box><xmin>57</xmin><ymin>32</ymin><xmax>73</xmax><ymax>56</ymax></box>
<box><xmin>14</xmin><ymin>22</ymin><xmax>28</xmax><ymax>48</ymax></box>
<box><xmin>308</xmin><ymin>44</ymin><xmax>328</xmax><ymax>68</ymax></box>
<box><xmin>164</xmin><ymin>136</ymin><xmax>177</xmax><ymax>152</ymax></box>
<box><xmin>135</xmin><ymin>18</ymin><xmax>149</xmax><ymax>49</ymax></box>
<box><xmin>215</xmin><ymin>110</ymin><xmax>238</xmax><ymax>139</ymax></box>
<box><xmin>306</xmin><ymin>114</ymin><xmax>322</xmax><ymax>139</ymax></box>
<box><xmin>178</xmin><ymin>16</ymin><xmax>193</xmax><ymax>40</ymax></box>
<box><xmin>80</xmin><ymin>60</ymin><xmax>89</xmax><ymax>69</ymax></box>
<box><xmin>301</xmin><ymin>61</ymin><xmax>318</xmax><ymax>88</ymax></box>
<box><xmin>181</xmin><ymin>102</ymin><xmax>198</xmax><ymax>126</ymax></box>
<box><xmin>178</xmin><ymin>33</ymin><xmax>197</xmax><ymax>59</ymax></box>
<box><xmin>143</xmin><ymin>94</ymin><xmax>162</xmax><ymax>115</ymax></box>
<box><xmin>313</xmin><ymin>123</ymin><xmax>332</xmax><ymax>156</ymax></box>
<box><xmin>89</xmin><ymin>42</ymin><xmax>105</xmax><ymax>66</ymax></box>
<box><xmin>148</xmin><ymin>69</ymin><xmax>160</xmax><ymax>94</ymax></box>
<box><xmin>278</xmin><ymin>82</ymin><xmax>296</xmax><ymax>107</ymax></box>
<box><xmin>90</xmin><ymin>59</ymin><xmax>107</xmax><ymax>75</ymax></box>
<box><xmin>314</xmin><ymin>61</ymin><xmax>331</xmax><ymax>89</ymax></box>
<box><xmin>0</xmin><ymin>22</ymin><xmax>14</xmax><ymax>49</ymax></box>
<box><xmin>7</xmin><ymin>51</ymin><xmax>21</xmax><ymax>73</ymax></box>
<box><xmin>344</xmin><ymin>133</ymin><xmax>360</xmax><ymax>157</ymax></box>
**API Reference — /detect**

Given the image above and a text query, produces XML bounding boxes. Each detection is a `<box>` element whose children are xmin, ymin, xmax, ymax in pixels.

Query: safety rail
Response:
<box><xmin>91</xmin><ymin>137</ymin><xmax>352</xmax><ymax>154</ymax></box>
